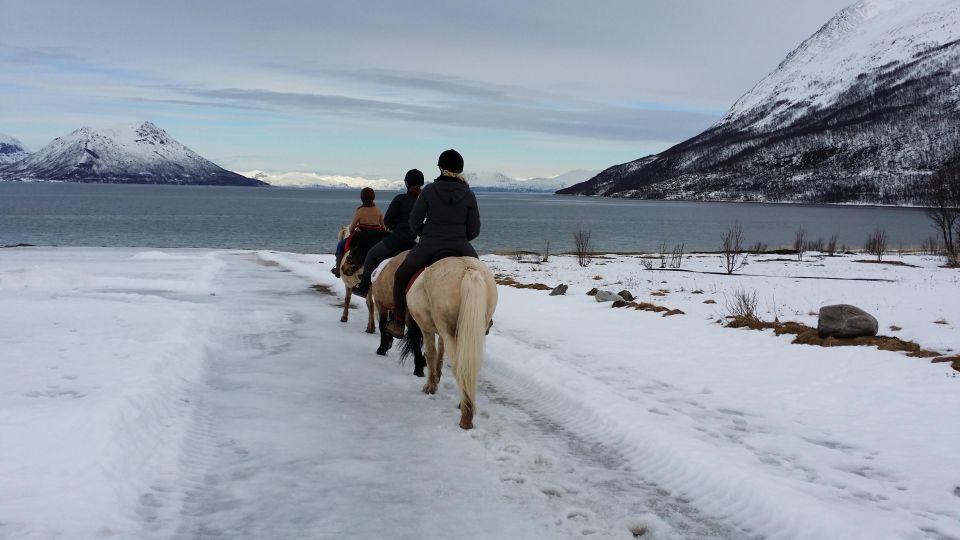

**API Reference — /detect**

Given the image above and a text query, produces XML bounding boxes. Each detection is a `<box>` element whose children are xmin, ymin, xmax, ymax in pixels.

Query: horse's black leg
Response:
<box><xmin>376</xmin><ymin>313</ymin><xmax>393</xmax><ymax>356</ymax></box>
<box><xmin>413</xmin><ymin>346</ymin><xmax>426</xmax><ymax>378</ymax></box>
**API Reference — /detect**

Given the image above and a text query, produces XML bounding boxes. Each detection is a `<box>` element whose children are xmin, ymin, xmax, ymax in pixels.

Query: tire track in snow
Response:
<box><xmin>474</xmin><ymin>365</ymin><xmax>746</xmax><ymax>540</ymax></box>
<box><xmin>479</xmin><ymin>329</ymin><xmax>910</xmax><ymax>540</ymax></box>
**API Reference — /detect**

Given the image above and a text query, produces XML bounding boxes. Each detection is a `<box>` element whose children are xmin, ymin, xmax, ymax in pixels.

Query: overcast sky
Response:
<box><xmin>0</xmin><ymin>0</ymin><xmax>853</xmax><ymax>178</ymax></box>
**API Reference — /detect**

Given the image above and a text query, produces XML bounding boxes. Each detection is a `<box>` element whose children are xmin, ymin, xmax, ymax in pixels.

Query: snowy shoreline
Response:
<box><xmin>1</xmin><ymin>247</ymin><xmax>958</xmax><ymax>539</ymax></box>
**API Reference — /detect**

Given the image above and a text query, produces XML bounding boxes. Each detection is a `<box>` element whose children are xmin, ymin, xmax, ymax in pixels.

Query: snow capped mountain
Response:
<box><xmin>0</xmin><ymin>134</ymin><xmax>30</xmax><ymax>165</ymax></box>
<box><xmin>245</xmin><ymin>169</ymin><xmax>596</xmax><ymax>192</ymax></box>
<box><xmin>560</xmin><ymin>0</ymin><xmax>960</xmax><ymax>204</ymax></box>
<box><xmin>238</xmin><ymin>170</ymin><xmax>405</xmax><ymax>190</ymax></box>
<box><xmin>0</xmin><ymin>122</ymin><xmax>266</xmax><ymax>186</ymax></box>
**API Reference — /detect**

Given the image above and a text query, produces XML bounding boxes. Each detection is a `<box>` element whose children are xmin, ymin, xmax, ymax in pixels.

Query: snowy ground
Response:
<box><xmin>1</xmin><ymin>247</ymin><xmax>958</xmax><ymax>540</ymax></box>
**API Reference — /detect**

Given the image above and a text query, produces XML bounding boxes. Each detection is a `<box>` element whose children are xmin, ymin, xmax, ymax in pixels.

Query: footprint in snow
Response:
<box><xmin>499</xmin><ymin>473</ymin><xmax>526</xmax><ymax>484</ymax></box>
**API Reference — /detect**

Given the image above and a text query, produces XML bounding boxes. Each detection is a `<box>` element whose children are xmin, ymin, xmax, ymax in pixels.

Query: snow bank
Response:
<box><xmin>0</xmin><ymin>248</ymin><xmax>226</xmax><ymax>538</ymax></box>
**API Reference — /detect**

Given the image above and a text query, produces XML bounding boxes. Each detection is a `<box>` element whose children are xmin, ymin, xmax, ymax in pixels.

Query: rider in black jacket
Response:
<box><xmin>351</xmin><ymin>169</ymin><xmax>424</xmax><ymax>298</ymax></box>
<box><xmin>386</xmin><ymin>149</ymin><xmax>480</xmax><ymax>338</ymax></box>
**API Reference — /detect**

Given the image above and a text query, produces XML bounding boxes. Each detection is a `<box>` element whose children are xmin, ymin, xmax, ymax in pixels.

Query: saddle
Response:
<box><xmin>404</xmin><ymin>249</ymin><xmax>463</xmax><ymax>294</ymax></box>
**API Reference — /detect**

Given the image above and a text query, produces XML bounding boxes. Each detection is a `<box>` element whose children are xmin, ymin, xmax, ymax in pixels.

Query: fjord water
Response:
<box><xmin>0</xmin><ymin>182</ymin><xmax>933</xmax><ymax>254</ymax></box>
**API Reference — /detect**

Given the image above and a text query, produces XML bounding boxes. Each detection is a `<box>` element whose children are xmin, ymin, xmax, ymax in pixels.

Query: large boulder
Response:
<box><xmin>817</xmin><ymin>304</ymin><xmax>879</xmax><ymax>338</ymax></box>
<box><xmin>594</xmin><ymin>290</ymin><xmax>624</xmax><ymax>303</ymax></box>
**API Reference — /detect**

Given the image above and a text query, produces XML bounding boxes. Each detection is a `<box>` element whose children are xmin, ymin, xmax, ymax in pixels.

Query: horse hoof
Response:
<box><xmin>340</xmin><ymin>316</ymin><xmax>348</xmax><ymax>323</ymax></box>
<box><xmin>459</xmin><ymin>421</ymin><xmax>474</xmax><ymax>430</ymax></box>
<box><xmin>376</xmin><ymin>348</ymin><xmax>387</xmax><ymax>356</ymax></box>
<box><xmin>365</xmin><ymin>328</ymin><xmax>375</xmax><ymax>334</ymax></box>
<box><xmin>413</xmin><ymin>367</ymin><xmax>425</xmax><ymax>377</ymax></box>
<box><xmin>422</xmin><ymin>384</ymin><xmax>436</xmax><ymax>394</ymax></box>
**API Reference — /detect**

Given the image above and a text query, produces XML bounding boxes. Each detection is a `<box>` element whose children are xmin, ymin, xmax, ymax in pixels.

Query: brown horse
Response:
<box><xmin>336</xmin><ymin>226</ymin><xmax>375</xmax><ymax>333</ymax></box>
<box><xmin>400</xmin><ymin>257</ymin><xmax>497</xmax><ymax>429</ymax></box>
<box><xmin>370</xmin><ymin>250</ymin><xmax>427</xmax><ymax>376</ymax></box>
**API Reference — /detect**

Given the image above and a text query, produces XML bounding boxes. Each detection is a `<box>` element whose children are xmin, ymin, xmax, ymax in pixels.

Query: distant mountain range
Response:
<box><xmin>0</xmin><ymin>122</ymin><xmax>265</xmax><ymax>186</ymax></box>
<box><xmin>240</xmin><ymin>169</ymin><xmax>598</xmax><ymax>192</ymax></box>
<box><xmin>559</xmin><ymin>0</ymin><xmax>960</xmax><ymax>204</ymax></box>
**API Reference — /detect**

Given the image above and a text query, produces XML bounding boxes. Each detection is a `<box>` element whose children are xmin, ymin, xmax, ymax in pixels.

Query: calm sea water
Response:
<box><xmin>0</xmin><ymin>182</ymin><xmax>935</xmax><ymax>254</ymax></box>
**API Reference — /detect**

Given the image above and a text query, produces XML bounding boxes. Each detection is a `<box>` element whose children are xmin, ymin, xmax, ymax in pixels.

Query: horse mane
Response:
<box><xmin>336</xmin><ymin>225</ymin><xmax>349</xmax><ymax>242</ymax></box>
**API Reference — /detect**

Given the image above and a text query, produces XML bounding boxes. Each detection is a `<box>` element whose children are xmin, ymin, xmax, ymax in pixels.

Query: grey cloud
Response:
<box><xmin>169</xmin><ymin>85</ymin><xmax>715</xmax><ymax>141</ymax></box>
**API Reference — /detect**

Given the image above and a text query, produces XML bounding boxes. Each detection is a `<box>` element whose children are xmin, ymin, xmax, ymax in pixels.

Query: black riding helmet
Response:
<box><xmin>404</xmin><ymin>169</ymin><xmax>425</xmax><ymax>187</ymax></box>
<box><xmin>437</xmin><ymin>149</ymin><xmax>464</xmax><ymax>173</ymax></box>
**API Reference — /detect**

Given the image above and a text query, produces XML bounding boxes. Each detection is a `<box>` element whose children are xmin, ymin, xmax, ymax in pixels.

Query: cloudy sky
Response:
<box><xmin>1</xmin><ymin>0</ymin><xmax>852</xmax><ymax>178</ymax></box>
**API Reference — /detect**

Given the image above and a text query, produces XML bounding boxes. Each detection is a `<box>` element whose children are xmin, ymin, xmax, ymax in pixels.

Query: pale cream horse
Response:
<box><xmin>336</xmin><ymin>225</ymin><xmax>375</xmax><ymax>333</ymax></box>
<box><xmin>400</xmin><ymin>256</ymin><xmax>497</xmax><ymax>430</ymax></box>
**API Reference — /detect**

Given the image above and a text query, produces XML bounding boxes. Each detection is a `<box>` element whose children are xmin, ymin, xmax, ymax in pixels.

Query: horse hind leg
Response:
<box><xmin>376</xmin><ymin>311</ymin><xmax>393</xmax><ymax>356</ymax></box>
<box><xmin>365</xmin><ymin>294</ymin><xmax>375</xmax><ymax>334</ymax></box>
<box><xmin>422</xmin><ymin>333</ymin><xmax>440</xmax><ymax>394</ymax></box>
<box><xmin>341</xmin><ymin>287</ymin><xmax>351</xmax><ymax>323</ymax></box>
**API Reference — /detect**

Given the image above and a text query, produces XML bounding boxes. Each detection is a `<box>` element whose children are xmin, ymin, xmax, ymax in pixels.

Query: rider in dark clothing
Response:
<box><xmin>351</xmin><ymin>169</ymin><xmax>424</xmax><ymax>298</ymax></box>
<box><xmin>386</xmin><ymin>149</ymin><xmax>480</xmax><ymax>338</ymax></box>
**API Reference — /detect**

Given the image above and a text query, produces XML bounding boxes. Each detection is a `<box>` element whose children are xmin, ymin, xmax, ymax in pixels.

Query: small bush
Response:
<box><xmin>826</xmin><ymin>234</ymin><xmax>839</xmax><ymax>256</ymax></box>
<box><xmin>573</xmin><ymin>225</ymin><xmax>593</xmax><ymax>267</ymax></box>
<box><xmin>720</xmin><ymin>221</ymin><xmax>748</xmax><ymax>274</ymax></box>
<box><xmin>794</xmin><ymin>226</ymin><xmax>808</xmax><ymax>261</ymax></box>
<box><xmin>725</xmin><ymin>288</ymin><xmax>761</xmax><ymax>326</ymax></box>
<box><xmin>865</xmin><ymin>227</ymin><xmax>888</xmax><ymax>262</ymax></box>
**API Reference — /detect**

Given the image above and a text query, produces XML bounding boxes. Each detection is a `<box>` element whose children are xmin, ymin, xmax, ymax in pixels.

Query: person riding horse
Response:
<box><xmin>351</xmin><ymin>169</ymin><xmax>425</xmax><ymax>298</ymax></box>
<box><xmin>386</xmin><ymin>149</ymin><xmax>480</xmax><ymax>339</ymax></box>
<box><xmin>331</xmin><ymin>187</ymin><xmax>385</xmax><ymax>278</ymax></box>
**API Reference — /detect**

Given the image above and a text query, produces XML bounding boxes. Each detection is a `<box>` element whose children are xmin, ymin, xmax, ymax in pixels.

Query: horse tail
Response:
<box><xmin>399</xmin><ymin>315</ymin><xmax>423</xmax><ymax>366</ymax></box>
<box><xmin>455</xmin><ymin>266</ymin><xmax>488</xmax><ymax>421</ymax></box>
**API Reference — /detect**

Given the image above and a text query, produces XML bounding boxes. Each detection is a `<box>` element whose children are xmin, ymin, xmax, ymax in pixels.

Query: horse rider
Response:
<box><xmin>351</xmin><ymin>169</ymin><xmax>425</xmax><ymax>298</ymax></box>
<box><xmin>386</xmin><ymin>149</ymin><xmax>480</xmax><ymax>338</ymax></box>
<box><xmin>331</xmin><ymin>187</ymin><xmax>385</xmax><ymax>278</ymax></box>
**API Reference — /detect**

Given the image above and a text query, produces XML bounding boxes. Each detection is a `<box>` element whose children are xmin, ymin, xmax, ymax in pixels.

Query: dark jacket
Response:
<box><xmin>409</xmin><ymin>175</ymin><xmax>480</xmax><ymax>250</ymax></box>
<box><xmin>383</xmin><ymin>192</ymin><xmax>418</xmax><ymax>245</ymax></box>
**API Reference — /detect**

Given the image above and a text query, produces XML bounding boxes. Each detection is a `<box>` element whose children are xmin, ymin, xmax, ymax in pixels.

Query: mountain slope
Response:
<box><xmin>0</xmin><ymin>122</ymin><xmax>266</xmax><ymax>186</ymax></box>
<box><xmin>559</xmin><ymin>0</ymin><xmax>960</xmax><ymax>204</ymax></box>
<box><xmin>0</xmin><ymin>134</ymin><xmax>30</xmax><ymax>165</ymax></box>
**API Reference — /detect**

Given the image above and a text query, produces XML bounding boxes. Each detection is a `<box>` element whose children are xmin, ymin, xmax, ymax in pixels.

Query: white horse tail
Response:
<box><xmin>455</xmin><ymin>266</ymin><xmax>488</xmax><ymax>428</ymax></box>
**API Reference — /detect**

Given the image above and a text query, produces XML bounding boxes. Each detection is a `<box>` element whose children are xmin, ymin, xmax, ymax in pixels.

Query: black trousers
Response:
<box><xmin>392</xmin><ymin>242</ymin><xmax>478</xmax><ymax>320</ymax></box>
<box><xmin>361</xmin><ymin>236</ymin><xmax>414</xmax><ymax>283</ymax></box>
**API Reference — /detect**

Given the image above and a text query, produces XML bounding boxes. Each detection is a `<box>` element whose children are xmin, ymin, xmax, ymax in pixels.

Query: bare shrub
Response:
<box><xmin>658</xmin><ymin>241</ymin><xmax>668</xmax><ymax>269</ymax></box>
<box><xmin>749</xmin><ymin>241</ymin><xmax>767</xmax><ymax>254</ymax></box>
<box><xmin>808</xmin><ymin>237</ymin><xmax>824</xmax><ymax>253</ymax></box>
<box><xmin>511</xmin><ymin>251</ymin><xmax>525</xmax><ymax>263</ymax></box>
<box><xmin>926</xmin><ymin>157</ymin><xmax>960</xmax><ymax>266</ymax></box>
<box><xmin>725</xmin><ymin>288</ymin><xmax>760</xmax><ymax>326</ymax></box>
<box><xmin>669</xmin><ymin>243</ymin><xmax>685</xmax><ymax>269</ymax></box>
<box><xmin>640</xmin><ymin>258</ymin><xmax>654</xmax><ymax>270</ymax></box>
<box><xmin>541</xmin><ymin>240</ymin><xmax>551</xmax><ymax>263</ymax></box>
<box><xmin>720</xmin><ymin>221</ymin><xmax>748</xmax><ymax>274</ymax></box>
<box><xmin>865</xmin><ymin>227</ymin><xmax>888</xmax><ymax>262</ymax></box>
<box><xmin>826</xmin><ymin>234</ymin><xmax>839</xmax><ymax>256</ymax></box>
<box><xmin>794</xmin><ymin>226</ymin><xmax>808</xmax><ymax>261</ymax></box>
<box><xmin>573</xmin><ymin>225</ymin><xmax>593</xmax><ymax>267</ymax></box>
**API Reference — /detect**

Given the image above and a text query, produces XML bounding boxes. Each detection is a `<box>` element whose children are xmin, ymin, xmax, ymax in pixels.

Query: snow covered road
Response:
<box><xmin>2</xmin><ymin>248</ymin><xmax>959</xmax><ymax>539</ymax></box>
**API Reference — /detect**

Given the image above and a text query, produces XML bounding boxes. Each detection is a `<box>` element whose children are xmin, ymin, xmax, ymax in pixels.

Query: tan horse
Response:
<box><xmin>370</xmin><ymin>250</ymin><xmax>428</xmax><ymax>376</ymax></box>
<box><xmin>400</xmin><ymin>257</ymin><xmax>497</xmax><ymax>430</ymax></box>
<box><xmin>337</xmin><ymin>225</ymin><xmax>375</xmax><ymax>333</ymax></box>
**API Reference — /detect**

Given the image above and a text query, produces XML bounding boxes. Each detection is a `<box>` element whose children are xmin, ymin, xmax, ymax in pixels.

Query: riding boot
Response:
<box><xmin>351</xmin><ymin>275</ymin><xmax>371</xmax><ymax>298</ymax></box>
<box><xmin>386</xmin><ymin>313</ymin><xmax>405</xmax><ymax>339</ymax></box>
<box><xmin>331</xmin><ymin>255</ymin><xmax>342</xmax><ymax>278</ymax></box>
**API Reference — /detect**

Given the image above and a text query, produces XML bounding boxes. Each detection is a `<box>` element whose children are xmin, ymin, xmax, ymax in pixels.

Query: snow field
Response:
<box><xmin>0</xmin><ymin>249</ymin><xmax>226</xmax><ymax>538</ymax></box>
<box><xmin>2</xmin><ymin>247</ymin><xmax>959</xmax><ymax>539</ymax></box>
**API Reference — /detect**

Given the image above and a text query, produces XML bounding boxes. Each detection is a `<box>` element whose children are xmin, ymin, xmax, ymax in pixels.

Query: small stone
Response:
<box><xmin>612</xmin><ymin>300</ymin><xmax>629</xmax><ymax>308</ymax></box>
<box><xmin>587</xmin><ymin>287</ymin><xmax>599</xmax><ymax>296</ymax></box>
<box><xmin>617</xmin><ymin>290</ymin><xmax>635</xmax><ymax>301</ymax></box>
<box><xmin>549</xmin><ymin>284</ymin><xmax>568</xmax><ymax>296</ymax></box>
<box><xmin>818</xmin><ymin>304</ymin><xmax>879</xmax><ymax>338</ymax></box>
